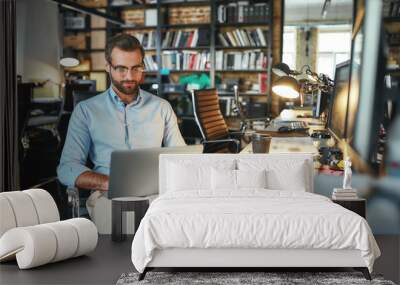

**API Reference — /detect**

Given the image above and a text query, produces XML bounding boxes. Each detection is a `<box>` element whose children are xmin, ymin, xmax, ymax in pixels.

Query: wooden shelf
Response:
<box><xmin>387</xmin><ymin>68</ymin><xmax>400</xmax><ymax>74</ymax></box>
<box><xmin>215</xmin><ymin>69</ymin><xmax>267</xmax><ymax>73</ymax></box>
<box><xmin>75</xmin><ymin>49</ymin><xmax>105</xmax><ymax>52</ymax></box>
<box><xmin>161</xmin><ymin>1</ymin><xmax>211</xmax><ymax>7</ymax></box>
<box><xmin>215</xmin><ymin>46</ymin><xmax>268</xmax><ymax>50</ymax></box>
<box><xmin>164</xmin><ymin>91</ymin><xmax>185</xmax><ymax>95</ymax></box>
<box><xmin>66</xmin><ymin>70</ymin><xmax>106</xmax><ymax>73</ymax></box>
<box><xmin>384</xmin><ymin>17</ymin><xmax>400</xmax><ymax>23</ymax></box>
<box><xmin>162</xmin><ymin>46</ymin><xmax>209</xmax><ymax>50</ymax></box>
<box><xmin>113</xmin><ymin>25</ymin><xmax>157</xmax><ymax>30</ymax></box>
<box><xmin>217</xmin><ymin>22</ymin><xmax>269</xmax><ymax>27</ymax></box>
<box><xmin>166</xmin><ymin>70</ymin><xmax>210</xmax><ymax>73</ymax></box>
<box><xmin>64</xmin><ymin>27</ymin><xmax>107</xmax><ymax>32</ymax></box>
<box><xmin>109</xmin><ymin>4</ymin><xmax>157</xmax><ymax>9</ymax></box>
<box><xmin>218</xmin><ymin>92</ymin><xmax>268</xmax><ymax>96</ymax></box>
<box><xmin>161</xmin><ymin>23</ymin><xmax>210</xmax><ymax>29</ymax></box>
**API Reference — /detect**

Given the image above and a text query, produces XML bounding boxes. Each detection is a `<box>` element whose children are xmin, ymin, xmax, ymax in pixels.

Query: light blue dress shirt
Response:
<box><xmin>57</xmin><ymin>87</ymin><xmax>186</xmax><ymax>188</ymax></box>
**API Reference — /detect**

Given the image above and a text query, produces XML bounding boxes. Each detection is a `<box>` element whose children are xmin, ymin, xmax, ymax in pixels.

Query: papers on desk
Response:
<box><xmin>241</xmin><ymin>137</ymin><xmax>319</xmax><ymax>155</ymax></box>
<box><xmin>270</xmin><ymin>137</ymin><xmax>318</xmax><ymax>154</ymax></box>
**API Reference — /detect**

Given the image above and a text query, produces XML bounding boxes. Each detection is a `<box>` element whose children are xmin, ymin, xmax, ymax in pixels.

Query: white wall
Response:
<box><xmin>16</xmin><ymin>0</ymin><xmax>62</xmax><ymax>97</ymax></box>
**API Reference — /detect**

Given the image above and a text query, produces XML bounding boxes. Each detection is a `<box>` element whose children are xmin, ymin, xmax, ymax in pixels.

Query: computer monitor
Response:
<box><xmin>327</xmin><ymin>60</ymin><xmax>351</xmax><ymax>141</ymax></box>
<box><xmin>342</xmin><ymin>0</ymin><xmax>386</xmax><ymax>173</ymax></box>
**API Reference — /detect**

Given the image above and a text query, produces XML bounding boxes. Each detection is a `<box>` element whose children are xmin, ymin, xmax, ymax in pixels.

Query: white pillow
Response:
<box><xmin>211</xmin><ymin>168</ymin><xmax>237</xmax><ymax>190</ymax></box>
<box><xmin>237</xmin><ymin>158</ymin><xmax>311</xmax><ymax>192</ymax></box>
<box><xmin>267</xmin><ymin>162</ymin><xmax>307</xmax><ymax>191</ymax></box>
<box><xmin>167</xmin><ymin>159</ymin><xmax>236</xmax><ymax>192</ymax></box>
<box><xmin>237</xmin><ymin>169</ymin><xmax>267</xmax><ymax>189</ymax></box>
<box><xmin>168</xmin><ymin>163</ymin><xmax>210</xmax><ymax>191</ymax></box>
<box><xmin>211</xmin><ymin>169</ymin><xmax>267</xmax><ymax>191</ymax></box>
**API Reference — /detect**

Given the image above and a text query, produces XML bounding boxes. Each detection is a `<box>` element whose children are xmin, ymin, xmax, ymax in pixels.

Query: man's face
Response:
<box><xmin>106</xmin><ymin>47</ymin><xmax>144</xmax><ymax>96</ymax></box>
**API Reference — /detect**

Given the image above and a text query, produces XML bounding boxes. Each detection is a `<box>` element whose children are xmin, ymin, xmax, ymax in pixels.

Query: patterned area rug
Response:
<box><xmin>116</xmin><ymin>271</ymin><xmax>396</xmax><ymax>285</ymax></box>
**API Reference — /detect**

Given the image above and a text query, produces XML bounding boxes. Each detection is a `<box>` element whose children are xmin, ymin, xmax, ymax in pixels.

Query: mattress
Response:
<box><xmin>131</xmin><ymin>190</ymin><xmax>380</xmax><ymax>273</ymax></box>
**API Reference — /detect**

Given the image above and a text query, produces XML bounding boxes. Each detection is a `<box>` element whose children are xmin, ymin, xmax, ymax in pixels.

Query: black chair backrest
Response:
<box><xmin>72</xmin><ymin>91</ymin><xmax>101</xmax><ymax>107</ymax></box>
<box><xmin>64</xmin><ymin>82</ymin><xmax>96</xmax><ymax>112</ymax></box>
<box><xmin>17</xmin><ymin>83</ymin><xmax>34</xmax><ymax>138</ymax></box>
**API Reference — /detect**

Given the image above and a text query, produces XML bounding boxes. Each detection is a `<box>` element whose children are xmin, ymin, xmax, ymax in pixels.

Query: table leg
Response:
<box><xmin>112</xmin><ymin>201</ymin><xmax>123</xmax><ymax>242</ymax></box>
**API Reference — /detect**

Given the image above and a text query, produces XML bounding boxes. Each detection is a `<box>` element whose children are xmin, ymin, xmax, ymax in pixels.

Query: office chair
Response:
<box><xmin>62</xmin><ymin>90</ymin><xmax>100</xmax><ymax>218</ymax></box>
<box><xmin>72</xmin><ymin>90</ymin><xmax>101</xmax><ymax>107</ymax></box>
<box><xmin>17</xmin><ymin>83</ymin><xmax>34</xmax><ymax>158</ymax></box>
<box><xmin>191</xmin><ymin>88</ymin><xmax>242</xmax><ymax>153</ymax></box>
<box><xmin>64</xmin><ymin>81</ymin><xmax>96</xmax><ymax>112</ymax></box>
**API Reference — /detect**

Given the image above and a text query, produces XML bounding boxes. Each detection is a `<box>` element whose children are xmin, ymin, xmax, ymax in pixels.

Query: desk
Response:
<box><xmin>240</xmin><ymin>137</ymin><xmax>319</xmax><ymax>155</ymax></box>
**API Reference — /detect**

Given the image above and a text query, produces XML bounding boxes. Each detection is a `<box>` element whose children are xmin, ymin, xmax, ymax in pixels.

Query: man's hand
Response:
<box><xmin>75</xmin><ymin>171</ymin><xmax>109</xmax><ymax>191</ymax></box>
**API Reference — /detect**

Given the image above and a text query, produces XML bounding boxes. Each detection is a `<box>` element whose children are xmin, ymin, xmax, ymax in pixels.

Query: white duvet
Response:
<box><xmin>131</xmin><ymin>190</ymin><xmax>380</xmax><ymax>273</ymax></box>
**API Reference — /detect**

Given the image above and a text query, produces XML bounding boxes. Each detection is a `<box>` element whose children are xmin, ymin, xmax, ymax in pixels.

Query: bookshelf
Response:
<box><xmin>383</xmin><ymin>0</ymin><xmax>400</xmax><ymax>73</ymax></box>
<box><xmin>61</xmin><ymin>0</ymin><xmax>283</xmax><ymax>118</ymax></box>
<box><xmin>61</xmin><ymin>2</ymin><xmax>111</xmax><ymax>92</ymax></box>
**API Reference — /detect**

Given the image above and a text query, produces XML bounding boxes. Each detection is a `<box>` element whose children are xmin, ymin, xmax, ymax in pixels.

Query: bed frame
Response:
<box><xmin>136</xmin><ymin>154</ymin><xmax>372</xmax><ymax>281</ymax></box>
<box><xmin>138</xmin><ymin>248</ymin><xmax>371</xmax><ymax>280</ymax></box>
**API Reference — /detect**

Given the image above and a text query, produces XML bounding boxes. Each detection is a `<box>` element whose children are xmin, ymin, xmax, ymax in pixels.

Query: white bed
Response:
<box><xmin>131</xmin><ymin>154</ymin><xmax>380</xmax><ymax>280</ymax></box>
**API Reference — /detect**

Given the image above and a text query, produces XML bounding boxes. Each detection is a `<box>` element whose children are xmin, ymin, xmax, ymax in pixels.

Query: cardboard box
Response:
<box><xmin>168</xmin><ymin>6</ymin><xmax>210</xmax><ymax>25</ymax></box>
<box><xmin>64</xmin><ymin>34</ymin><xmax>87</xmax><ymax>49</ymax></box>
<box><xmin>91</xmin><ymin>9</ymin><xmax>106</xmax><ymax>28</ymax></box>
<box><xmin>91</xmin><ymin>30</ymin><xmax>106</xmax><ymax>49</ymax></box>
<box><xmin>122</xmin><ymin>9</ymin><xmax>145</xmax><ymax>25</ymax></box>
<box><xmin>77</xmin><ymin>0</ymin><xmax>107</xmax><ymax>8</ymax></box>
<box><xmin>91</xmin><ymin>52</ymin><xmax>107</xmax><ymax>70</ymax></box>
<box><xmin>90</xmin><ymin>72</ymin><xmax>108</xmax><ymax>91</ymax></box>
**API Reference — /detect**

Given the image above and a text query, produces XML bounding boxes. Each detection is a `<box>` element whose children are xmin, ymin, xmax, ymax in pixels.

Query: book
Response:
<box><xmin>145</xmin><ymin>9</ymin><xmax>157</xmax><ymax>26</ymax></box>
<box><xmin>218</xmin><ymin>34</ymin><xmax>229</xmax><ymax>47</ymax></box>
<box><xmin>197</xmin><ymin>28</ymin><xmax>210</xmax><ymax>46</ymax></box>
<box><xmin>332</xmin><ymin>195</ymin><xmax>359</xmax><ymax>200</ymax></box>
<box><xmin>237</xmin><ymin>1</ymin><xmax>249</xmax><ymax>23</ymax></box>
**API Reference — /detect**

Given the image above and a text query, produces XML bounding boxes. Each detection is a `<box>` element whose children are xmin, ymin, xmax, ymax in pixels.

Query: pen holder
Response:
<box><xmin>252</xmin><ymin>133</ymin><xmax>272</xmax><ymax>153</ymax></box>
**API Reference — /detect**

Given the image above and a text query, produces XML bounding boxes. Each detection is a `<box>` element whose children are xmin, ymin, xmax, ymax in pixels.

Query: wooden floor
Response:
<box><xmin>0</xmin><ymin>235</ymin><xmax>133</xmax><ymax>285</ymax></box>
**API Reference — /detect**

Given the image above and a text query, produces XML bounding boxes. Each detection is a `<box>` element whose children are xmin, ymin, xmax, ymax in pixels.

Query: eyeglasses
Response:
<box><xmin>109</xmin><ymin>63</ymin><xmax>145</xmax><ymax>76</ymax></box>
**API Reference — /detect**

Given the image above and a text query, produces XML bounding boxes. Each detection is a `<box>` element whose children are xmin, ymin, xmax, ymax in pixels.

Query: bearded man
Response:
<box><xmin>57</xmin><ymin>34</ymin><xmax>185</xmax><ymax>232</ymax></box>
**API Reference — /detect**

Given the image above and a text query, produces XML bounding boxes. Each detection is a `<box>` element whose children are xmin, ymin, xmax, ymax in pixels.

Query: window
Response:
<box><xmin>317</xmin><ymin>29</ymin><xmax>352</xmax><ymax>79</ymax></box>
<box><xmin>282</xmin><ymin>27</ymin><xmax>297</xmax><ymax>70</ymax></box>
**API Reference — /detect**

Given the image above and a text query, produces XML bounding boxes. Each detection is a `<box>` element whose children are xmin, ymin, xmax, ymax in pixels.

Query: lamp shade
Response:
<box><xmin>272</xmin><ymin>76</ymin><xmax>300</xmax><ymax>99</ymax></box>
<box><xmin>60</xmin><ymin>48</ymin><xmax>80</xmax><ymax>67</ymax></box>
<box><xmin>272</xmin><ymin>63</ymin><xmax>292</xmax><ymax>77</ymax></box>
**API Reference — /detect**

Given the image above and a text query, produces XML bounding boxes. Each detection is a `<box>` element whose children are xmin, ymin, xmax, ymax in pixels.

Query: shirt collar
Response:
<box><xmin>108</xmin><ymin>86</ymin><xmax>143</xmax><ymax>110</ymax></box>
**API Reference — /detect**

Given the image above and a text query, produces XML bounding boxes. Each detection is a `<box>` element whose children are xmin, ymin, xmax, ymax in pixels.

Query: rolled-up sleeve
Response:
<box><xmin>162</xmin><ymin>102</ymin><xmax>186</xmax><ymax>147</ymax></box>
<box><xmin>57</xmin><ymin>103</ymin><xmax>92</xmax><ymax>187</ymax></box>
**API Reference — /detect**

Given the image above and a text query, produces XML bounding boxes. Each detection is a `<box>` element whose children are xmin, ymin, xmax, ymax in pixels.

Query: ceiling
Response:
<box><xmin>284</xmin><ymin>0</ymin><xmax>353</xmax><ymax>26</ymax></box>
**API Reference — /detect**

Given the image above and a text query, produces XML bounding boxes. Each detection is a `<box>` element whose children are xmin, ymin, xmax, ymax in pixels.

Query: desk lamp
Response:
<box><xmin>272</xmin><ymin>63</ymin><xmax>333</xmax><ymax>107</ymax></box>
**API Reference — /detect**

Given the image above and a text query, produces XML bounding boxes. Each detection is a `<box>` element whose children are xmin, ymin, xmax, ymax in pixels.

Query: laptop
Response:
<box><xmin>108</xmin><ymin>145</ymin><xmax>204</xmax><ymax>199</ymax></box>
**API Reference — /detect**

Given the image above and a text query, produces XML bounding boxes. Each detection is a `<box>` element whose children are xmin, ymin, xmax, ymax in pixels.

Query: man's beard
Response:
<box><xmin>110</xmin><ymin>74</ymin><xmax>139</xmax><ymax>96</ymax></box>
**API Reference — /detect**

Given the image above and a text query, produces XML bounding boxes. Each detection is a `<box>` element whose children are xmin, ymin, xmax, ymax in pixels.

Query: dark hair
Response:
<box><xmin>105</xmin><ymin>34</ymin><xmax>145</xmax><ymax>63</ymax></box>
